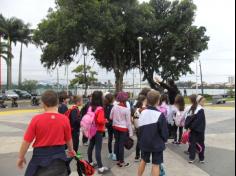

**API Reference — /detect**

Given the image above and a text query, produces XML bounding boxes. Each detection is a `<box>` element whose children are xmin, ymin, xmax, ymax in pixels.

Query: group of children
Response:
<box><xmin>17</xmin><ymin>88</ymin><xmax>206</xmax><ymax>176</ymax></box>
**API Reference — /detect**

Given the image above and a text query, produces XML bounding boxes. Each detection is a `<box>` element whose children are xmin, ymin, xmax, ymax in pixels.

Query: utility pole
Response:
<box><xmin>195</xmin><ymin>56</ymin><xmax>199</xmax><ymax>94</ymax></box>
<box><xmin>137</xmin><ymin>37</ymin><xmax>143</xmax><ymax>91</ymax></box>
<box><xmin>57</xmin><ymin>68</ymin><xmax>59</xmax><ymax>93</ymax></box>
<box><xmin>199</xmin><ymin>60</ymin><xmax>204</xmax><ymax>95</ymax></box>
<box><xmin>66</xmin><ymin>64</ymin><xmax>69</xmax><ymax>95</ymax></box>
<box><xmin>133</xmin><ymin>68</ymin><xmax>135</xmax><ymax>98</ymax></box>
<box><xmin>83</xmin><ymin>46</ymin><xmax>88</xmax><ymax>97</ymax></box>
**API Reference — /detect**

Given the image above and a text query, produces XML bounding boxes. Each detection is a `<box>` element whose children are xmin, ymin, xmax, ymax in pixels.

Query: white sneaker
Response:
<box><xmin>200</xmin><ymin>160</ymin><xmax>205</xmax><ymax>164</ymax></box>
<box><xmin>98</xmin><ymin>167</ymin><xmax>110</xmax><ymax>174</ymax></box>
<box><xmin>112</xmin><ymin>154</ymin><xmax>117</xmax><ymax>161</ymax></box>
<box><xmin>108</xmin><ymin>153</ymin><xmax>113</xmax><ymax>159</ymax></box>
<box><xmin>83</xmin><ymin>142</ymin><xmax>89</xmax><ymax>146</ymax></box>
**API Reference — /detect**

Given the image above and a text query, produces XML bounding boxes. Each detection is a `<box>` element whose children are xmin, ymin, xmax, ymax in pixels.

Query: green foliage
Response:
<box><xmin>33</xmin><ymin>0</ymin><xmax>209</xmax><ymax>92</ymax></box>
<box><xmin>0</xmin><ymin>41</ymin><xmax>12</xmax><ymax>62</ymax></box>
<box><xmin>227</xmin><ymin>89</ymin><xmax>235</xmax><ymax>98</ymax></box>
<box><xmin>20</xmin><ymin>80</ymin><xmax>38</xmax><ymax>93</ymax></box>
<box><xmin>70</xmin><ymin>65</ymin><xmax>98</xmax><ymax>87</ymax></box>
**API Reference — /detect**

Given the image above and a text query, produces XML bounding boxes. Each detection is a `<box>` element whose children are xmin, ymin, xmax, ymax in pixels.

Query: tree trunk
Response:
<box><xmin>0</xmin><ymin>35</ymin><xmax>2</xmax><ymax>90</ymax></box>
<box><xmin>7</xmin><ymin>39</ymin><xmax>12</xmax><ymax>90</ymax></box>
<box><xmin>18</xmin><ymin>42</ymin><xmax>23</xmax><ymax>87</ymax></box>
<box><xmin>115</xmin><ymin>70</ymin><xmax>124</xmax><ymax>93</ymax></box>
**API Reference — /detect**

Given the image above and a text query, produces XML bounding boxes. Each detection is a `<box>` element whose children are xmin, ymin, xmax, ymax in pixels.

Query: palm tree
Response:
<box><xmin>0</xmin><ymin>14</ymin><xmax>24</xmax><ymax>89</ymax></box>
<box><xmin>18</xmin><ymin>23</ymin><xmax>32</xmax><ymax>87</ymax></box>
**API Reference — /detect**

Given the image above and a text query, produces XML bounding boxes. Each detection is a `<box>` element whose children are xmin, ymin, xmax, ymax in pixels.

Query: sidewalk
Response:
<box><xmin>71</xmin><ymin>148</ymin><xmax>209</xmax><ymax>176</ymax></box>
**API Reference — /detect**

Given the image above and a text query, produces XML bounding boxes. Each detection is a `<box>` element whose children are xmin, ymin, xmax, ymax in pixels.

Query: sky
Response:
<box><xmin>0</xmin><ymin>0</ymin><xmax>235</xmax><ymax>85</ymax></box>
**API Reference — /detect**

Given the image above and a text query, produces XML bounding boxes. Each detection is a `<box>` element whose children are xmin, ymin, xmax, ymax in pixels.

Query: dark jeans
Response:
<box><xmin>189</xmin><ymin>131</ymin><xmax>205</xmax><ymax>161</ymax></box>
<box><xmin>72</xmin><ymin>131</ymin><xmax>80</xmax><ymax>153</ymax></box>
<box><xmin>173</xmin><ymin>125</ymin><xmax>183</xmax><ymax>142</ymax></box>
<box><xmin>114</xmin><ymin>130</ymin><xmax>128</xmax><ymax>163</ymax></box>
<box><xmin>168</xmin><ymin>124</ymin><xmax>175</xmax><ymax>139</ymax></box>
<box><xmin>107</xmin><ymin>126</ymin><xmax>114</xmax><ymax>154</ymax></box>
<box><xmin>88</xmin><ymin>132</ymin><xmax>104</xmax><ymax>168</ymax></box>
<box><xmin>135</xmin><ymin>129</ymin><xmax>141</xmax><ymax>158</ymax></box>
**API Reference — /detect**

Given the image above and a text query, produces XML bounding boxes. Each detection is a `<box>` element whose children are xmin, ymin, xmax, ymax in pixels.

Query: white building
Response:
<box><xmin>228</xmin><ymin>76</ymin><xmax>235</xmax><ymax>85</ymax></box>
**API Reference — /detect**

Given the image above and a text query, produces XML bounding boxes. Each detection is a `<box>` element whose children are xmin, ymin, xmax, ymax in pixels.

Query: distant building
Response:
<box><xmin>228</xmin><ymin>76</ymin><xmax>235</xmax><ymax>85</ymax></box>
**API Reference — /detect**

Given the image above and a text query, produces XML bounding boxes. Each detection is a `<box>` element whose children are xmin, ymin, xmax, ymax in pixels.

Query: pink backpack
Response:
<box><xmin>158</xmin><ymin>103</ymin><xmax>168</xmax><ymax>118</ymax></box>
<box><xmin>174</xmin><ymin>111</ymin><xmax>185</xmax><ymax>127</ymax></box>
<box><xmin>80</xmin><ymin>106</ymin><xmax>102</xmax><ymax>139</ymax></box>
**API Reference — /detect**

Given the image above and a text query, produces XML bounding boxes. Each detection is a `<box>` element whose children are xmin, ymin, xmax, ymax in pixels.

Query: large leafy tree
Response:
<box><xmin>34</xmin><ymin>0</ymin><xmax>209</xmax><ymax>92</ymax></box>
<box><xmin>136</xmin><ymin>0</ymin><xmax>209</xmax><ymax>90</ymax></box>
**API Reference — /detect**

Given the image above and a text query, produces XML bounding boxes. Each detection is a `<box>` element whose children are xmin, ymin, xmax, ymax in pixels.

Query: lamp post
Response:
<box><xmin>83</xmin><ymin>47</ymin><xmax>88</xmax><ymax>97</ymax></box>
<box><xmin>195</xmin><ymin>56</ymin><xmax>199</xmax><ymax>94</ymax></box>
<box><xmin>137</xmin><ymin>37</ymin><xmax>143</xmax><ymax>90</ymax></box>
<box><xmin>199</xmin><ymin>59</ymin><xmax>204</xmax><ymax>95</ymax></box>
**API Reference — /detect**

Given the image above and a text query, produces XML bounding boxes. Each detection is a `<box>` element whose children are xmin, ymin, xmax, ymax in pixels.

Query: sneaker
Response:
<box><xmin>189</xmin><ymin>160</ymin><xmax>195</xmax><ymax>164</ymax></box>
<box><xmin>98</xmin><ymin>167</ymin><xmax>110</xmax><ymax>174</ymax></box>
<box><xmin>184</xmin><ymin>151</ymin><xmax>190</xmax><ymax>155</ymax></box>
<box><xmin>172</xmin><ymin>141</ymin><xmax>178</xmax><ymax>144</ymax></box>
<box><xmin>83</xmin><ymin>142</ymin><xmax>89</xmax><ymax>146</ymax></box>
<box><xmin>112</xmin><ymin>154</ymin><xmax>117</xmax><ymax>161</ymax></box>
<box><xmin>135</xmin><ymin>156</ymin><xmax>140</xmax><ymax>162</ymax></box>
<box><xmin>90</xmin><ymin>162</ymin><xmax>98</xmax><ymax>168</ymax></box>
<box><xmin>200</xmin><ymin>160</ymin><xmax>205</xmax><ymax>164</ymax></box>
<box><xmin>118</xmin><ymin>162</ymin><xmax>130</xmax><ymax>168</ymax></box>
<box><xmin>108</xmin><ymin>153</ymin><xmax>113</xmax><ymax>159</ymax></box>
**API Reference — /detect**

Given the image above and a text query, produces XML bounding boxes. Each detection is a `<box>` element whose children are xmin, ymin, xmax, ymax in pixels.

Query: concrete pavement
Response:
<box><xmin>0</xmin><ymin>106</ymin><xmax>235</xmax><ymax>176</ymax></box>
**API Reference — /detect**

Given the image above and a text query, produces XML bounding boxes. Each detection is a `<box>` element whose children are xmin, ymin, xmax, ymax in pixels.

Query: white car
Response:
<box><xmin>6</xmin><ymin>90</ymin><xmax>19</xmax><ymax>100</ymax></box>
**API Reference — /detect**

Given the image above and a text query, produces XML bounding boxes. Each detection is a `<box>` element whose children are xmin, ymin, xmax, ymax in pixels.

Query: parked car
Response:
<box><xmin>212</xmin><ymin>95</ymin><xmax>226</xmax><ymax>104</ymax></box>
<box><xmin>14</xmin><ymin>89</ymin><xmax>31</xmax><ymax>99</ymax></box>
<box><xmin>5</xmin><ymin>90</ymin><xmax>19</xmax><ymax>100</ymax></box>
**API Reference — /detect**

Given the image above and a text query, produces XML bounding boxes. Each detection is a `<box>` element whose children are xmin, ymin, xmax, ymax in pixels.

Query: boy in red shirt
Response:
<box><xmin>17</xmin><ymin>90</ymin><xmax>75</xmax><ymax>176</ymax></box>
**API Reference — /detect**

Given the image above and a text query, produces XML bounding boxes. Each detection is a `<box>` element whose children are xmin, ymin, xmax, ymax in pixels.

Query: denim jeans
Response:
<box><xmin>107</xmin><ymin>126</ymin><xmax>114</xmax><ymax>154</ymax></box>
<box><xmin>88</xmin><ymin>132</ymin><xmax>104</xmax><ymax>168</ymax></box>
<box><xmin>114</xmin><ymin>130</ymin><xmax>128</xmax><ymax>163</ymax></box>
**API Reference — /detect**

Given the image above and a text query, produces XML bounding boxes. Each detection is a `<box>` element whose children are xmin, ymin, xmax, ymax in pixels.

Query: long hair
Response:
<box><xmin>159</xmin><ymin>94</ymin><xmax>169</xmax><ymax>106</ymax></box>
<box><xmin>175</xmin><ymin>95</ymin><xmax>185</xmax><ymax>111</ymax></box>
<box><xmin>90</xmin><ymin>91</ymin><xmax>103</xmax><ymax>112</ymax></box>
<box><xmin>189</xmin><ymin>94</ymin><xmax>198</xmax><ymax>114</ymax></box>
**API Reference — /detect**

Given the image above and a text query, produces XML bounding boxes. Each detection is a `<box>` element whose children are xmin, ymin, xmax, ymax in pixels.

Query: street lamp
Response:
<box><xmin>83</xmin><ymin>47</ymin><xmax>88</xmax><ymax>97</ymax></box>
<box><xmin>137</xmin><ymin>37</ymin><xmax>143</xmax><ymax>90</ymax></box>
<box><xmin>195</xmin><ymin>55</ymin><xmax>199</xmax><ymax>94</ymax></box>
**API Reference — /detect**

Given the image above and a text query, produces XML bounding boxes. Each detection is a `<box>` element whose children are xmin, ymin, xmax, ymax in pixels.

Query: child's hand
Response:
<box><xmin>17</xmin><ymin>157</ymin><xmax>26</xmax><ymax>169</ymax></box>
<box><xmin>67</xmin><ymin>150</ymin><xmax>76</xmax><ymax>157</ymax></box>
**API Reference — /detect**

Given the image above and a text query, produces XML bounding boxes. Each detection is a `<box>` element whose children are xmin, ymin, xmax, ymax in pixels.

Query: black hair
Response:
<box><xmin>91</xmin><ymin>91</ymin><xmax>103</xmax><ymax>112</ymax></box>
<box><xmin>135</xmin><ymin>95</ymin><xmax>146</xmax><ymax>109</ymax></box>
<box><xmin>104</xmin><ymin>93</ymin><xmax>114</xmax><ymax>106</ymax></box>
<box><xmin>58</xmin><ymin>91</ymin><xmax>68</xmax><ymax>103</ymax></box>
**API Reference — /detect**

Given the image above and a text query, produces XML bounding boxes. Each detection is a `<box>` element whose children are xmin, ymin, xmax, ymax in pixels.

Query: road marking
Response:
<box><xmin>0</xmin><ymin>109</ymin><xmax>41</xmax><ymax>115</ymax></box>
<box><xmin>205</xmin><ymin>106</ymin><xmax>235</xmax><ymax>110</ymax></box>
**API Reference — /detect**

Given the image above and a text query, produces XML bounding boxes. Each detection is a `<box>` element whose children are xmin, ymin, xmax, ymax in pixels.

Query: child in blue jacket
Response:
<box><xmin>138</xmin><ymin>90</ymin><xmax>168</xmax><ymax>176</ymax></box>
